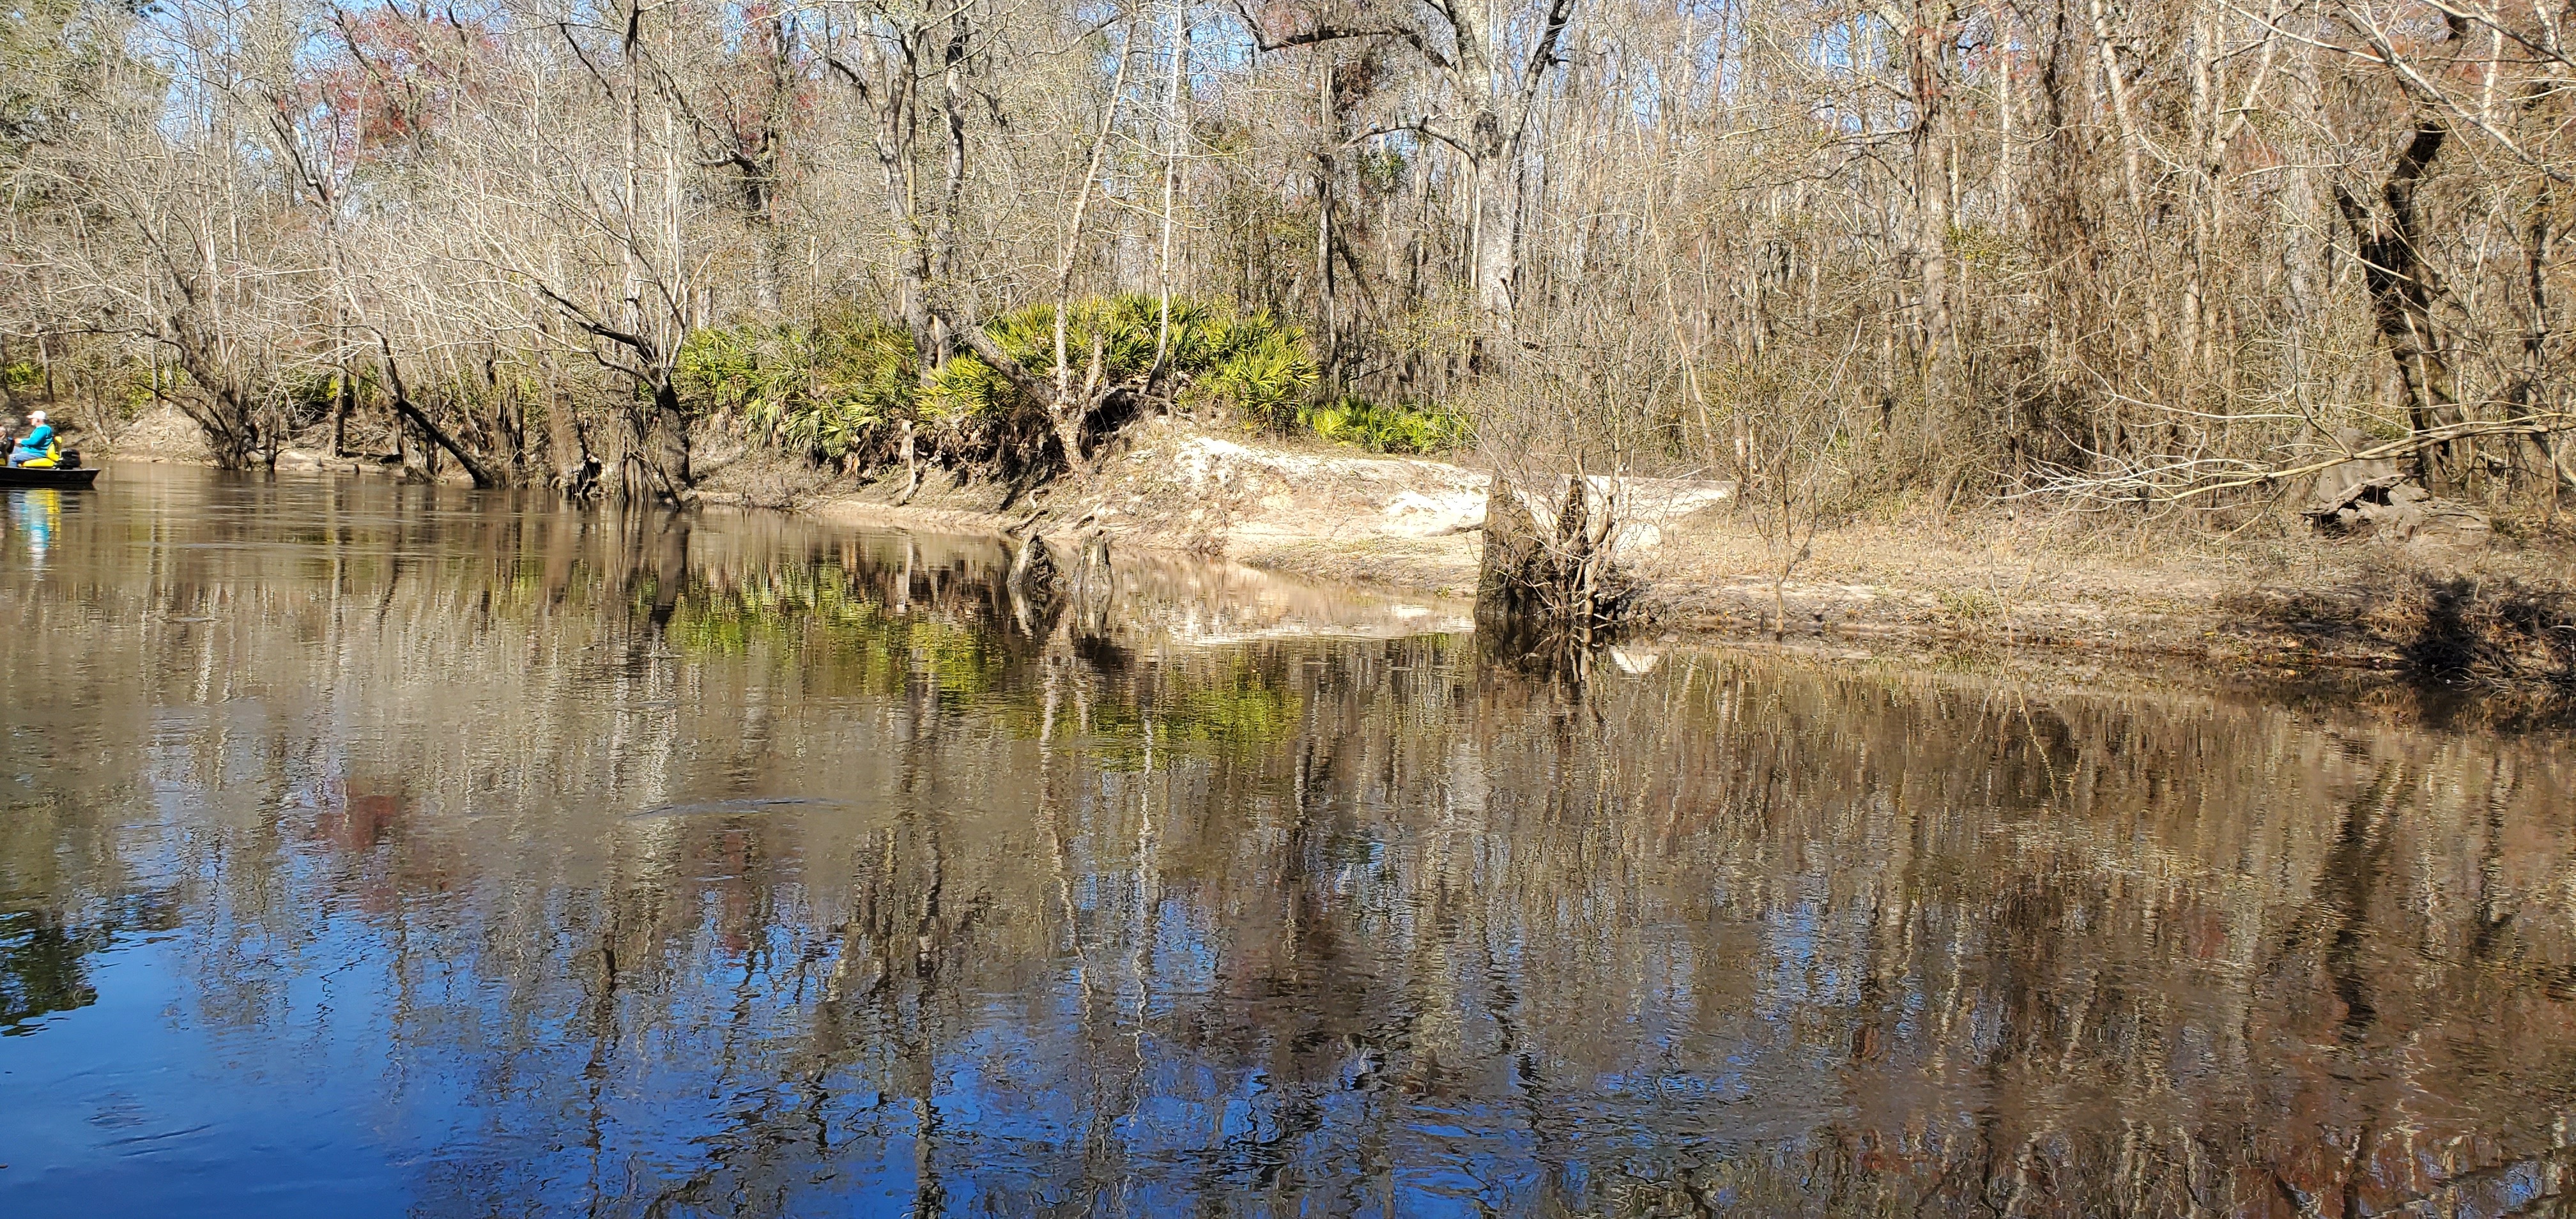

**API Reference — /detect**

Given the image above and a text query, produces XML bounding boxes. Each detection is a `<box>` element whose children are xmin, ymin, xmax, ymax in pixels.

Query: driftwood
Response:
<box><xmin>2304</xmin><ymin>470</ymin><xmax>2491</xmax><ymax>546</ymax></box>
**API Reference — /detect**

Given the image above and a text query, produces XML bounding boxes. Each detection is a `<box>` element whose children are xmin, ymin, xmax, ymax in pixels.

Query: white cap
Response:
<box><xmin>26</xmin><ymin>411</ymin><xmax>43</xmax><ymax>423</ymax></box>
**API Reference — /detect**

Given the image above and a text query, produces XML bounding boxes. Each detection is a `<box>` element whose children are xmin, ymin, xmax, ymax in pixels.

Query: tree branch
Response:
<box><xmin>1224</xmin><ymin>0</ymin><xmax>1452</xmax><ymax>69</ymax></box>
<box><xmin>374</xmin><ymin>331</ymin><xmax>501</xmax><ymax>488</ymax></box>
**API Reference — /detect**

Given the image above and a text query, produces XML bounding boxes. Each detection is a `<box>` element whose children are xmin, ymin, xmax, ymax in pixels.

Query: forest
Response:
<box><xmin>5</xmin><ymin>0</ymin><xmax>2576</xmax><ymax>516</ymax></box>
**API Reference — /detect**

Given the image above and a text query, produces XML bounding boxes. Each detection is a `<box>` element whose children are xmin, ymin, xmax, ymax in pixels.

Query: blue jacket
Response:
<box><xmin>10</xmin><ymin>424</ymin><xmax>54</xmax><ymax>457</ymax></box>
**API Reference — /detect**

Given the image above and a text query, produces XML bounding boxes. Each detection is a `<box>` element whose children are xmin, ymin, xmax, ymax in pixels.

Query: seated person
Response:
<box><xmin>9</xmin><ymin>411</ymin><xmax>57</xmax><ymax>468</ymax></box>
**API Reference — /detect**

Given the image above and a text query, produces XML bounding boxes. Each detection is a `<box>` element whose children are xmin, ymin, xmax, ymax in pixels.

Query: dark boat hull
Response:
<box><xmin>0</xmin><ymin>466</ymin><xmax>101</xmax><ymax>489</ymax></box>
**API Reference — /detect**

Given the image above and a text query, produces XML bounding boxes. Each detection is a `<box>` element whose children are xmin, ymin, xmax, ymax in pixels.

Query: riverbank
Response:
<box><xmin>93</xmin><ymin>405</ymin><xmax>2575</xmax><ymax>694</ymax></box>
<box><xmin>762</xmin><ymin>418</ymin><xmax>2576</xmax><ymax>693</ymax></box>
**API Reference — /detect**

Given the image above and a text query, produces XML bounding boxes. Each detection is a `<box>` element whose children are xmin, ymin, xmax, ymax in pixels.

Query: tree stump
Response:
<box><xmin>1475</xmin><ymin>473</ymin><xmax>1632</xmax><ymax>654</ymax></box>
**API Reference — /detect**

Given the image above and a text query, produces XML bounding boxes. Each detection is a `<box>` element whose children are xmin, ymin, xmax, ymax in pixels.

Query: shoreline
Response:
<box><xmin>762</xmin><ymin>421</ymin><xmax>2570</xmax><ymax>695</ymax></box>
<box><xmin>786</xmin><ymin>477</ymin><xmax>2576</xmax><ymax>729</ymax></box>
<box><xmin>93</xmin><ymin>412</ymin><xmax>2576</xmax><ymax>702</ymax></box>
<box><xmin>788</xmin><ymin>486</ymin><xmax>2361</xmax><ymax>675</ymax></box>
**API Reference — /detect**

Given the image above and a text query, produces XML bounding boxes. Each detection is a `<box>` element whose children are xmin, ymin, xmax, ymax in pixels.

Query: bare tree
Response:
<box><xmin>8</xmin><ymin>0</ymin><xmax>2576</xmax><ymax>526</ymax></box>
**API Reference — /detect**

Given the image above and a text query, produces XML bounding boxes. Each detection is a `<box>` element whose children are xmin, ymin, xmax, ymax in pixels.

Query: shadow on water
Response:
<box><xmin>1</xmin><ymin>464</ymin><xmax>2574</xmax><ymax>1215</ymax></box>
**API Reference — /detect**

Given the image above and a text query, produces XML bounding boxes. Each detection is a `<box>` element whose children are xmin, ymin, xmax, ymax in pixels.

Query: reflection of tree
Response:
<box><xmin>0</xmin><ymin>910</ymin><xmax>102</xmax><ymax>1031</ymax></box>
<box><xmin>7</xmin><ymin>475</ymin><xmax>2576</xmax><ymax>1213</ymax></box>
<box><xmin>0</xmin><ymin>894</ymin><xmax>181</xmax><ymax>1034</ymax></box>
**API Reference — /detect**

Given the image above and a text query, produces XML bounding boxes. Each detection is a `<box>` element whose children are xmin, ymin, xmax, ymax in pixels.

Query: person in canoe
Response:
<box><xmin>9</xmin><ymin>411</ymin><xmax>59</xmax><ymax>468</ymax></box>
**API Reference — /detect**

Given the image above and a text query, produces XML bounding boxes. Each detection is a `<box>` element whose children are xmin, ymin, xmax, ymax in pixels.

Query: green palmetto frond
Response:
<box><xmin>678</xmin><ymin>314</ymin><xmax>916</xmax><ymax>459</ymax></box>
<box><xmin>1298</xmin><ymin>395</ymin><xmax>1470</xmax><ymax>454</ymax></box>
<box><xmin>681</xmin><ymin>295</ymin><xmax>1347</xmax><ymax>464</ymax></box>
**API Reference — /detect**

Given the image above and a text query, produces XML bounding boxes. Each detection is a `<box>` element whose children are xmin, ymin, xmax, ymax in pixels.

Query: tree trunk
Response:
<box><xmin>1469</xmin><ymin>130</ymin><xmax>1517</xmax><ymax>342</ymax></box>
<box><xmin>1908</xmin><ymin>0</ymin><xmax>1958</xmax><ymax>388</ymax></box>
<box><xmin>160</xmin><ymin>316</ymin><xmax>261</xmax><ymax>470</ymax></box>
<box><xmin>2510</xmin><ymin>180</ymin><xmax>2576</xmax><ymax>492</ymax></box>
<box><xmin>2336</xmin><ymin>120</ymin><xmax>2464</xmax><ymax>491</ymax></box>
<box><xmin>378</xmin><ymin>341</ymin><xmax>501</xmax><ymax>489</ymax></box>
<box><xmin>642</xmin><ymin>379</ymin><xmax>692</xmax><ymax>500</ymax></box>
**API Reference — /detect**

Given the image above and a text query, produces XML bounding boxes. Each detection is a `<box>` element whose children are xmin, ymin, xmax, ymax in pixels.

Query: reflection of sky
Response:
<box><xmin>3</xmin><ymin>471</ymin><xmax>2575</xmax><ymax>1215</ymax></box>
<box><xmin>15</xmin><ymin>691</ymin><xmax>1873</xmax><ymax>1213</ymax></box>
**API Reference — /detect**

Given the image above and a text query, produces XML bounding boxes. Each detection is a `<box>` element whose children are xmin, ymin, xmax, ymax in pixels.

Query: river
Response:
<box><xmin>2</xmin><ymin>465</ymin><xmax>2571</xmax><ymax>1216</ymax></box>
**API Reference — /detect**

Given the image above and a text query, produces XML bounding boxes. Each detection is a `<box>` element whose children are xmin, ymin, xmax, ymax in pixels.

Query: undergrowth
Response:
<box><xmin>679</xmin><ymin>296</ymin><xmax>1463</xmax><ymax>472</ymax></box>
<box><xmin>678</xmin><ymin>296</ymin><xmax>1321</xmax><ymax>472</ymax></box>
<box><xmin>1298</xmin><ymin>395</ymin><xmax>1471</xmax><ymax>454</ymax></box>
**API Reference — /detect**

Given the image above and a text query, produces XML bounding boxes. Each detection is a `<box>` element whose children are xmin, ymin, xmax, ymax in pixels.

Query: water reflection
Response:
<box><xmin>0</xmin><ymin>910</ymin><xmax>100</xmax><ymax>1032</ymax></box>
<box><xmin>4</xmin><ymin>486</ymin><xmax>62</xmax><ymax>567</ymax></box>
<box><xmin>1</xmin><ymin>465</ymin><xmax>2572</xmax><ymax>1216</ymax></box>
<box><xmin>0</xmin><ymin>894</ymin><xmax>178</xmax><ymax>1036</ymax></box>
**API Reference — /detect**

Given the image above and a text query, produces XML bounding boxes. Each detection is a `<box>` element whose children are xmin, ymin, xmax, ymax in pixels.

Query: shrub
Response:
<box><xmin>921</xmin><ymin>295</ymin><xmax>1316</xmax><ymax>428</ymax></box>
<box><xmin>680</xmin><ymin>295</ymin><xmax>1321</xmax><ymax>471</ymax></box>
<box><xmin>1297</xmin><ymin>395</ymin><xmax>1469</xmax><ymax>454</ymax></box>
<box><xmin>678</xmin><ymin>312</ymin><xmax>916</xmax><ymax>461</ymax></box>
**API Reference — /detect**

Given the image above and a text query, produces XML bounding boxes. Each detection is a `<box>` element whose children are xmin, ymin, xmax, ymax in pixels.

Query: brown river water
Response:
<box><xmin>2</xmin><ymin>464</ymin><xmax>2572</xmax><ymax>1216</ymax></box>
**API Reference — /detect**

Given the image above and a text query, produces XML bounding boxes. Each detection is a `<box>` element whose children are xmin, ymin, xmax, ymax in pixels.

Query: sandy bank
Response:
<box><xmin>791</xmin><ymin>419</ymin><xmax>2576</xmax><ymax>689</ymax></box>
<box><xmin>799</xmin><ymin>418</ymin><xmax>1738</xmax><ymax>594</ymax></box>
